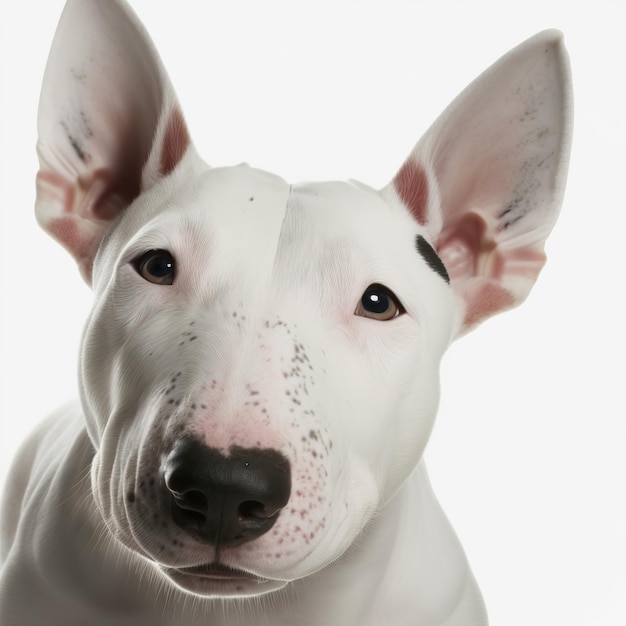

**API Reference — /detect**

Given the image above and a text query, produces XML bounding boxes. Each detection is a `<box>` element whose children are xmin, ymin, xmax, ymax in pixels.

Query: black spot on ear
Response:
<box><xmin>416</xmin><ymin>235</ymin><xmax>449</xmax><ymax>283</ymax></box>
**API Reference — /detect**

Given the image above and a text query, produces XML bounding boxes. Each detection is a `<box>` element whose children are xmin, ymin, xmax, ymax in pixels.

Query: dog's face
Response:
<box><xmin>80</xmin><ymin>163</ymin><xmax>453</xmax><ymax>593</ymax></box>
<box><xmin>36</xmin><ymin>0</ymin><xmax>570</xmax><ymax>599</ymax></box>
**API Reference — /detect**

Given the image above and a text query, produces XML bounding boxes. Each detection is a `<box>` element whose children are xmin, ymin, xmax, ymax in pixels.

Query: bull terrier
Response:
<box><xmin>0</xmin><ymin>1</ymin><xmax>572</xmax><ymax>624</ymax></box>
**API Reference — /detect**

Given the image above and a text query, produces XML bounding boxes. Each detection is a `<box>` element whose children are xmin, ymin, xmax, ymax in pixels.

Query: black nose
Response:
<box><xmin>162</xmin><ymin>439</ymin><xmax>291</xmax><ymax>547</ymax></box>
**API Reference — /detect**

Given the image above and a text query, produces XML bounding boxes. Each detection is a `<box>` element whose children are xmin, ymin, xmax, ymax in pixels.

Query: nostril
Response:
<box><xmin>167</xmin><ymin>489</ymin><xmax>209</xmax><ymax>533</ymax></box>
<box><xmin>172</xmin><ymin>489</ymin><xmax>208</xmax><ymax>513</ymax></box>
<box><xmin>173</xmin><ymin>506</ymin><xmax>206</xmax><ymax>532</ymax></box>
<box><xmin>238</xmin><ymin>500</ymin><xmax>277</xmax><ymax>523</ymax></box>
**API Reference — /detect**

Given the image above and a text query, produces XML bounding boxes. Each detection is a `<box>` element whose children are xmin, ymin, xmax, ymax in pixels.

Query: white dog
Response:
<box><xmin>0</xmin><ymin>1</ymin><xmax>571</xmax><ymax>624</ymax></box>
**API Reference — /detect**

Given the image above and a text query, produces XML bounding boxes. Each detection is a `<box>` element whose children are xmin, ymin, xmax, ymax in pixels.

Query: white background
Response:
<box><xmin>1</xmin><ymin>1</ymin><xmax>624</xmax><ymax>624</ymax></box>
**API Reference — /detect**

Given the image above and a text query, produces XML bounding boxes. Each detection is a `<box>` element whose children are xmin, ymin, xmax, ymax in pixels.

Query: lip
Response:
<box><xmin>161</xmin><ymin>563</ymin><xmax>287</xmax><ymax>597</ymax></box>
<box><xmin>176</xmin><ymin>563</ymin><xmax>268</xmax><ymax>581</ymax></box>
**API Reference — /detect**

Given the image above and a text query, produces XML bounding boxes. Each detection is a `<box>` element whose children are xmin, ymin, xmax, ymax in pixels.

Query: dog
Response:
<box><xmin>0</xmin><ymin>1</ymin><xmax>572</xmax><ymax>624</ymax></box>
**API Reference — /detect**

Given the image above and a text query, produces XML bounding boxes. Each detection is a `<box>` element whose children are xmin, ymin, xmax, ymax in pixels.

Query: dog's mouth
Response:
<box><xmin>161</xmin><ymin>562</ymin><xmax>287</xmax><ymax>597</ymax></box>
<box><xmin>175</xmin><ymin>562</ymin><xmax>265</xmax><ymax>580</ymax></box>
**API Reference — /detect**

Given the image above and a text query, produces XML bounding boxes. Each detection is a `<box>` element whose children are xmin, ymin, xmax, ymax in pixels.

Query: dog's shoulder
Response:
<box><xmin>1</xmin><ymin>402</ymin><xmax>88</xmax><ymax>558</ymax></box>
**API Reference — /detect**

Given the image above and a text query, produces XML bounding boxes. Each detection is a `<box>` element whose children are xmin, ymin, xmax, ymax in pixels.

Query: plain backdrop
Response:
<box><xmin>0</xmin><ymin>1</ymin><xmax>624</xmax><ymax>624</ymax></box>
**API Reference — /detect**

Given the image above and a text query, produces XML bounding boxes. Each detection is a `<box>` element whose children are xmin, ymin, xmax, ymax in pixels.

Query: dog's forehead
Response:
<box><xmin>187</xmin><ymin>166</ymin><xmax>400</xmax><ymax>234</ymax></box>
<box><xmin>287</xmin><ymin>179</ymin><xmax>395</xmax><ymax>226</ymax></box>
<box><xmin>180</xmin><ymin>165</ymin><xmax>417</xmax><ymax>260</ymax></box>
<box><xmin>191</xmin><ymin>164</ymin><xmax>291</xmax><ymax>230</ymax></box>
<box><xmin>277</xmin><ymin>178</ymin><xmax>422</xmax><ymax>267</ymax></box>
<box><xmin>193</xmin><ymin>167</ymin><xmax>426</xmax><ymax>287</ymax></box>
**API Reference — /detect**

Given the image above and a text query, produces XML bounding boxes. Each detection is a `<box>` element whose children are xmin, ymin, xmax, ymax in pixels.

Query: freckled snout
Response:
<box><xmin>162</xmin><ymin>439</ymin><xmax>291</xmax><ymax>548</ymax></box>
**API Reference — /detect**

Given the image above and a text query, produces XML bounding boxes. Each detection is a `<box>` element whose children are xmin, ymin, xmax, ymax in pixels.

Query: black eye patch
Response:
<box><xmin>415</xmin><ymin>235</ymin><xmax>450</xmax><ymax>284</ymax></box>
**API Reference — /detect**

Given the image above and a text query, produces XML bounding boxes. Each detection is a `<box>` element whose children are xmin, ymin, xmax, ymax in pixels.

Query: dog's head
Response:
<box><xmin>35</xmin><ymin>0</ymin><xmax>571</xmax><ymax>598</ymax></box>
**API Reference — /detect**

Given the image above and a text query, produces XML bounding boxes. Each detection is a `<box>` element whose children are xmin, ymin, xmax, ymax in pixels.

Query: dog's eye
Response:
<box><xmin>133</xmin><ymin>250</ymin><xmax>176</xmax><ymax>285</ymax></box>
<box><xmin>355</xmin><ymin>284</ymin><xmax>405</xmax><ymax>321</ymax></box>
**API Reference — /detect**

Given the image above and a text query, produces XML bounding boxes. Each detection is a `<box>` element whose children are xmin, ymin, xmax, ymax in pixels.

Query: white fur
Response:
<box><xmin>0</xmin><ymin>1</ymin><xmax>571</xmax><ymax>624</ymax></box>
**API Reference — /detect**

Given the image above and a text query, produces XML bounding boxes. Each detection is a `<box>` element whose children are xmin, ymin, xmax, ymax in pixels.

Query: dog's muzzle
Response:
<box><xmin>162</xmin><ymin>439</ymin><xmax>291</xmax><ymax>548</ymax></box>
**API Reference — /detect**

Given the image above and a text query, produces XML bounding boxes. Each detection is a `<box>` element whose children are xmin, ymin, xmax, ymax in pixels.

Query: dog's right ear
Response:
<box><xmin>35</xmin><ymin>0</ymin><xmax>192</xmax><ymax>283</ymax></box>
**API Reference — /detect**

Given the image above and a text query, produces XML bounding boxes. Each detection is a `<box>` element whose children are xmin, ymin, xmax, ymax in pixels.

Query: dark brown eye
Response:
<box><xmin>355</xmin><ymin>284</ymin><xmax>405</xmax><ymax>321</ymax></box>
<box><xmin>133</xmin><ymin>250</ymin><xmax>176</xmax><ymax>285</ymax></box>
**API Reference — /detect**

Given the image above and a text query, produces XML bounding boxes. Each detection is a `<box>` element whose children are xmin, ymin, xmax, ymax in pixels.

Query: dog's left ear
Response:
<box><xmin>35</xmin><ymin>0</ymin><xmax>192</xmax><ymax>283</ymax></box>
<box><xmin>382</xmin><ymin>30</ymin><xmax>572</xmax><ymax>335</ymax></box>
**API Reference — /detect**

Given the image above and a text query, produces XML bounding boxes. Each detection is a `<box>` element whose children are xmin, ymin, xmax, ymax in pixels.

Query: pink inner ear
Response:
<box><xmin>463</xmin><ymin>282</ymin><xmax>515</xmax><ymax>328</ymax></box>
<box><xmin>394</xmin><ymin>160</ymin><xmax>429</xmax><ymax>226</ymax></box>
<box><xmin>46</xmin><ymin>215</ymin><xmax>96</xmax><ymax>282</ymax></box>
<box><xmin>160</xmin><ymin>108</ymin><xmax>190</xmax><ymax>177</ymax></box>
<box><xmin>47</xmin><ymin>216</ymin><xmax>84</xmax><ymax>259</ymax></box>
